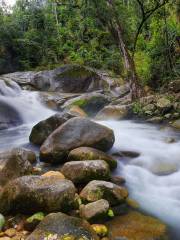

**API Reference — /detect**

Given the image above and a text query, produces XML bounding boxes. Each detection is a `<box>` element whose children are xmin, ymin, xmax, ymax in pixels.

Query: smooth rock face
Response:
<box><xmin>80</xmin><ymin>199</ymin><xmax>109</xmax><ymax>221</ymax></box>
<box><xmin>0</xmin><ymin>148</ymin><xmax>35</xmax><ymax>186</ymax></box>
<box><xmin>80</xmin><ymin>180</ymin><xmax>128</xmax><ymax>206</ymax></box>
<box><xmin>61</xmin><ymin>160</ymin><xmax>110</xmax><ymax>183</ymax></box>
<box><xmin>68</xmin><ymin>147</ymin><xmax>117</xmax><ymax>170</ymax></box>
<box><xmin>27</xmin><ymin>212</ymin><xmax>98</xmax><ymax>240</ymax></box>
<box><xmin>106</xmin><ymin>211</ymin><xmax>169</xmax><ymax>240</ymax></box>
<box><xmin>62</xmin><ymin>92</ymin><xmax>110</xmax><ymax>116</ymax></box>
<box><xmin>96</xmin><ymin>105</ymin><xmax>128</xmax><ymax>120</ymax></box>
<box><xmin>0</xmin><ymin>176</ymin><xmax>76</xmax><ymax>214</ymax></box>
<box><xmin>40</xmin><ymin>117</ymin><xmax>115</xmax><ymax>164</ymax></box>
<box><xmin>29</xmin><ymin>112</ymin><xmax>75</xmax><ymax>145</ymax></box>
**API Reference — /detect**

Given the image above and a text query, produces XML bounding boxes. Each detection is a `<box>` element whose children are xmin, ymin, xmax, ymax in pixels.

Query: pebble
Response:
<box><xmin>4</xmin><ymin>228</ymin><xmax>16</xmax><ymax>237</ymax></box>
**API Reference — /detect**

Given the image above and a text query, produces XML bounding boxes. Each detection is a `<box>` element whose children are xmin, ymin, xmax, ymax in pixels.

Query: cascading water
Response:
<box><xmin>0</xmin><ymin>79</ymin><xmax>54</xmax><ymax>150</ymax></box>
<box><xmin>100</xmin><ymin>120</ymin><xmax>180</xmax><ymax>238</ymax></box>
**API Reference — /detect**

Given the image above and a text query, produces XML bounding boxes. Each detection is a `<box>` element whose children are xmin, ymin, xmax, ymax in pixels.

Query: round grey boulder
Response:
<box><xmin>29</xmin><ymin>112</ymin><xmax>75</xmax><ymax>145</ymax></box>
<box><xmin>0</xmin><ymin>175</ymin><xmax>76</xmax><ymax>214</ymax></box>
<box><xmin>40</xmin><ymin>117</ymin><xmax>115</xmax><ymax>164</ymax></box>
<box><xmin>61</xmin><ymin>160</ymin><xmax>110</xmax><ymax>184</ymax></box>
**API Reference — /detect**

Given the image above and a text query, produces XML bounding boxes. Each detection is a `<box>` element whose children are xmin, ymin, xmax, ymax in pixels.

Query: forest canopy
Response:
<box><xmin>0</xmin><ymin>0</ymin><xmax>180</xmax><ymax>89</ymax></box>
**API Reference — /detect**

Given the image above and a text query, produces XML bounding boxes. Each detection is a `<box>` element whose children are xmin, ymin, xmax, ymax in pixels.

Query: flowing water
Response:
<box><xmin>100</xmin><ymin>120</ymin><xmax>180</xmax><ymax>238</ymax></box>
<box><xmin>0</xmin><ymin>80</ymin><xmax>180</xmax><ymax>238</ymax></box>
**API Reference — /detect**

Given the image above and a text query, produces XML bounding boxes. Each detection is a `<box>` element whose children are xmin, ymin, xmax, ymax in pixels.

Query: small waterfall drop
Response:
<box><xmin>0</xmin><ymin>79</ymin><xmax>54</xmax><ymax>150</ymax></box>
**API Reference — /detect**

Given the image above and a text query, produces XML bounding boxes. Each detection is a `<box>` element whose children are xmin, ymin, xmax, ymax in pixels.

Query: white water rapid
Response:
<box><xmin>100</xmin><ymin>120</ymin><xmax>180</xmax><ymax>238</ymax></box>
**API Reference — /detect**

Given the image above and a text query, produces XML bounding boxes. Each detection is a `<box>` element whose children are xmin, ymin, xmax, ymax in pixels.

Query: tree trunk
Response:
<box><xmin>115</xmin><ymin>23</ymin><xmax>142</xmax><ymax>100</ymax></box>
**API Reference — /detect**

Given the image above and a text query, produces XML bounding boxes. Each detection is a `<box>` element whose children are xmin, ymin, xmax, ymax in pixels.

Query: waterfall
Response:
<box><xmin>0</xmin><ymin>78</ymin><xmax>54</xmax><ymax>149</ymax></box>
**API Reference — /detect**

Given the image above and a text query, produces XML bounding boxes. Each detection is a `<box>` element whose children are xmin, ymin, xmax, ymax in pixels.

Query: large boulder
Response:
<box><xmin>0</xmin><ymin>176</ymin><xmax>76</xmax><ymax>214</ymax></box>
<box><xmin>1</xmin><ymin>65</ymin><xmax>108</xmax><ymax>92</ymax></box>
<box><xmin>62</xmin><ymin>92</ymin><xmax>110</xmax><ymax>116</ymax></box>
<box><xmin>80</xmin><ymin>180</ymin><xmax>128</xmax><ymax>206</ymax></box>
<box><xmin>61</xmin><ymin>160</ymin><xmax>110</xmax><ymax>183</ymax></box>
<box><xmin>29</xmin><ymin>112</ymin><xmax>75</xmax><ymax>145</ymax></box>
<box><xmin>68</xmin><ymin>147</ymin><xmax>117</xmax><ymax>170</ymax></box>
<box><xmin>27</xmin><ymin>212</ymin><xmax>98</xmax><ymax>240</ymax></box>
<box><xmin>106</xmin><ymin>211</ymin><xmax>169</xmax><ymax>240</ymax></box>
<box><xmin>0</xmin><ymin>148</ymin><xmax>35</xmax><ymax>186</ymax></box>
<box><xmin>40</xmin><ymin>117</ymin><xmax>115</xmax><ymax>164</ymax></box>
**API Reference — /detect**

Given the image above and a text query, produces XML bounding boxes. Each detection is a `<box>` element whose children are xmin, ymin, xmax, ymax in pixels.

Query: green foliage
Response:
<box><xmin>0</xmin><ymin>0</ymin><xmax>179</xmax><ymax>89</ymax></box>
<box><xmin>132</xmin><ymin>102</ymin><xmax>144</xmax><ymax>115</ymax></box>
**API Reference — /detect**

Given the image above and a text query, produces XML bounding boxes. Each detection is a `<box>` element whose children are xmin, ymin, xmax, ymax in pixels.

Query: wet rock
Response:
<box><xmin>0</xmin><ymin>148</ymin><xmax>35</xmax><ymax>186</ymax></box>
<box><xmin>111</xmin><ymin>203</ymin><xmax>128</xmax><ymax>216</ymax></box>
<box><xmin>80</xmin><ymin>199</ymin><xmax>109</xmax><ymax>222</ymax></box>
<box><xmin>0</xmin><ymin>175</ymin><xmax>76</xmax><ymax>214</ymax></box>
<box><xmin>95</xmin><ymin>105</ymin><xmax>128</xmax><ymax>120</ymax></box>
<box><xmin>29</xmin><ymin>112</ymin><xmax>75</xmax><ymax>145</ymax></box>
<box><xmin>68</xmin><ymin>147</ymin><xmax>117</xmax><ymax>170</ymax></box>
<box><xmin>42</xmin><ymin>171</ymin><xmax>65</xmax><ymax>179</ymax></box>
<box><xmin>61</xmin><ymin>160</ymin><xmax>110</xmax><ymax>184</ymax></box>
<box><xmin>156</xmin><ymin>97</ymin><xmax>172</xmax><ymax>112</ymax></box>
<box><xmin>168</xmin><ymin>79</ymin><xmax>180</xmax><ymax>93</ymax></box>
<box><xmin>80</xmin><ymin>180</ymin><xmax>128</xmax><ymax>206</ymax></box>
<box><xmin>68</xmin><ymin>105</ymin><xmax>88</xmax><ymax>117</ymax></box>
<box><xmin>170</xmin><ymin>119</ymin><xmax>180</xmax><ymax>130</ymax></box>
<box><xmin>80</xmin><ymin>199</ymin><xmax>109</xmax><ymax>221</ymax></box>
<box><xmin>24</xmin><ymin>212</ymin><xmax>45</xmax><ymax>232</ymax></box>
<box><xmin>106</xmin><ymin>211</ymin><xmax>169</xmax><ymax>240</ymax></box>
<box><xmin>110</xmin><ymin>176</ymin><xmax>126</xmax><ymax>186</ymax></box>
<box><xmin>27</xmin><ymin>212</ymin><xmax>98</xmax><ymax>240</ymax></box>
<box><xmin>0</xmin><ymin>214</ymin><xmax>5</xmax><ymax>231</ymax></box>
<box><xmin>112</xmin><ymin>151</ymin><xmax>140</xmax><ymax>159</ymax></box>
<box><xmin>146</xmin><ymin>116</ymin><xmax>163</xmax><ymax>124</ymax></box>
<box><xmin>91</xmin><ymin>224</ymin><xmax>108</xmax><ymax>237</ymax></box>
<box><xmin>40</xmin><ymin>117</ymin><xmax>115</xmax><ymax>164</ymax></box>
<box><xmin>62</xmin><ymin>92</ymin><xmax>110</xmax><ymax>116</ymax></box>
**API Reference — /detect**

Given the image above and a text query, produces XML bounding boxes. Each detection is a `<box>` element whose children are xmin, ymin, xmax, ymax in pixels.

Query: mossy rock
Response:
<box><xmin>68</xmin><ymin>147</ymin><xmax>117</xmax><ymax>170</ymax></box>
<box><xmin>80</xmin><ymin>180</ymin><xmax>128</xmax><ymax>206</ymax></box>
<box><xmin>27</xmin><ymin>212</ymin><xmax>99</xmax><ymax>240</ymax></box>
<box><xmin>63</xmin><ymin>92</ymin><xmax>110</xmax><ymax>116</ymax></box>
<box><xmin>106</xmin><ymin>211</ymin><xmax>169</xmax><ymax>240</ymax></box>
<box><xmin>0</xmin><ymin>176</ymin><xmax>76</xmax><ymax>214</ymax></box>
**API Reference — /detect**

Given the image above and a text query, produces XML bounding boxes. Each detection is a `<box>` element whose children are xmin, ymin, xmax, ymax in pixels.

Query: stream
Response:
<box><xmin>0</xmin><ymin>81</ymin><xmax>180</xmax><ymax>238</ymax></box>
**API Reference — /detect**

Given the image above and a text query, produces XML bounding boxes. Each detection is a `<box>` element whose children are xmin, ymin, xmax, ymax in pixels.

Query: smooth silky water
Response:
<box><xmin>0</xmin><ymin>81</ymin><xmax>180</xmax><ymax>238</ymax></box>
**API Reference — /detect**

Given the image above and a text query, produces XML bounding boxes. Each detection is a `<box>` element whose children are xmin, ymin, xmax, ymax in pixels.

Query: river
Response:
<box><xmin>0</xmin><ymin>80</ymin><xmax>180</xmax><ymax>238</ymax></box>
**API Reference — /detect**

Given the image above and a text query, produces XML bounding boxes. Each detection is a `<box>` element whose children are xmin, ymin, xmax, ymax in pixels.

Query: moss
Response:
<box><xmin>106</xmin><ymin>211</ymin><xmax>169</xmax><ymax>240</ymax></box>
<box><xmin>27</xmin><ymin>212</ymin><xmax>45</xmax><ymax>223</ymax></box>
<box><xmin>91</xmin><ymin>224</ymin><xmax>108</xmax><ymax>237</ymax></box>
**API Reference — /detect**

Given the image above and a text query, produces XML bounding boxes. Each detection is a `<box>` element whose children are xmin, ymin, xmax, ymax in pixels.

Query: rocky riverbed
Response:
<box><xmin>0</xmin><ymin>65</ymin><xmax>179</xmax><ymax>240</ymax></box>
